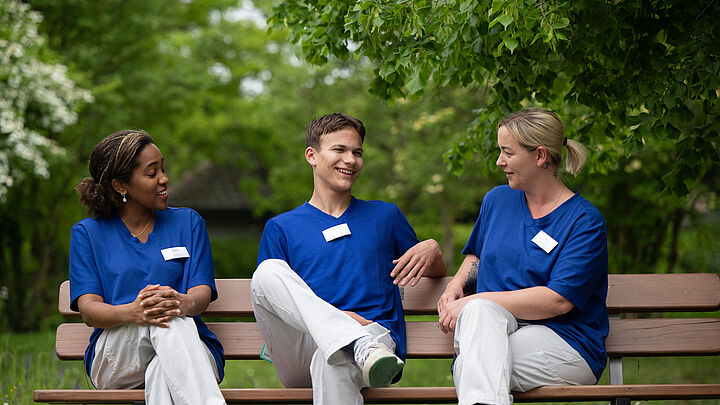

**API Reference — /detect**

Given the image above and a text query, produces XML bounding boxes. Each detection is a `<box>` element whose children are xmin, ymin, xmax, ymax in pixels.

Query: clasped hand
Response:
<box><xmin>132</xmin><ymin>284</ymin><xmax>193</xmax><ymax>328</ymax></box>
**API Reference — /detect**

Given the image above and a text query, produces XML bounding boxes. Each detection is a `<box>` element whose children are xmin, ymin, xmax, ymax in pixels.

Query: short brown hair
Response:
<box><xmin>305</xmin><ymin>113</ymin><xmax>365</xmax><ymax>149</ymax></box>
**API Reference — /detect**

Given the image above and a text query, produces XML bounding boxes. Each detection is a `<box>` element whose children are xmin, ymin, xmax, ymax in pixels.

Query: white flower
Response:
<box><xmin>0</xmin><ymin>0</ymin><xmax>92</xmax><ymax>201</ymax></box>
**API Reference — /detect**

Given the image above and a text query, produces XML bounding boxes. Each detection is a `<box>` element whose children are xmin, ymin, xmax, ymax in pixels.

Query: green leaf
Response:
<box><xmin>552</xmin><ymin>18</ymin><xmax>570</xmax><ymax>29</ymax></box>
<box><xmin>674</xmin><ymin>82</ymin><xmax>685</xmax><ymax>98</ymax></box>
<box><xmin>405</xmin><ymin>70</ymin><xmax>426</xmax><ymax>94</ymax></box>
<box><xmin>497</xmin><ymin>14</ymin><xmax>514</xmax><ymax>29</ymax></box>
<box><xmin>503</xmin><ymin>37</ymin><xmax>518</xmax><ymax>53</ymax></box>
<box><xmin>378</xmin><ymin>63</ymin><xmax>396</xmax><ymax>80</ymax></box>
<box><xmin>530</xmin><ymin>32</ymin><xmax>543</xmax><ymax>45</ymax></box>
<box><xmin>490</xmin><ymin>0</ymin><xmax>507</xmax><ymax>15</ymax></box>
<box><xmin>663</xmin><ymin>93</ymin><xmax>676</xmax><ymax>109</ymax></box>
<box><xmin>373</xmin><ymin>15</ymin><xmax>384</xmax><ymax>28</ymax></box>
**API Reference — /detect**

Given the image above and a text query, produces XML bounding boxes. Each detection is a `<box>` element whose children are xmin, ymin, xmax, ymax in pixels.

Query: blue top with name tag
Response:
<box><xmin>463</xmin><ymin>185</ymin><xmax>609</xmax><ymax>380</ymax></box>
<box><xmin>257</xmin><ymin>197</ymin><xmax>419</xmax><ymax>360</ymax></box>
<box><xmin>69</xmin><ymin>207</ymin><xmax>224</xmax><ymax>381</ymax></box>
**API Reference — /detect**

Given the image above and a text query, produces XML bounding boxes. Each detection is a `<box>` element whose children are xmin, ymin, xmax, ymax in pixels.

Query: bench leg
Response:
<box><xmin>612</xmin><ymin>398</ymin><xmax>630</xmax><ymax>405</ymax></box>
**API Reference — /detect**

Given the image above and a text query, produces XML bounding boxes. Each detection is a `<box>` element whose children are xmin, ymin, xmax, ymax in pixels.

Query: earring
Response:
<box><xmin>121</xmin><ymin>193</ymin><xmax>127</xmax><ymax>203</ymax></box>
<box><xmin>542</xmin><ymin>162</ymin><xmax>550</xmax><ymax>169</ymax></box>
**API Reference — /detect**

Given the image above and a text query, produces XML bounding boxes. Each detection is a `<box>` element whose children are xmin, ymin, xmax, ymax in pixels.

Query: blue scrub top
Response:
<box><xmin>463</xmin><ymin>186</ymin><xmax>609</xmax><ymax>380</ymax></box>
<box><xmin>69</xmin><ymin>207</ymin><xmax>225</xmax><ymax>381</ymax></box>
<box><xmin>257</xmin><ymin>197</ymin><xmax>419</xmax><ymax>359</ymax></box>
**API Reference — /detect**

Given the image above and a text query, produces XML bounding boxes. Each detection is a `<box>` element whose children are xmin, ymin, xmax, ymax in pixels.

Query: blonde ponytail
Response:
<box><xmin>563</xmin><ymin>138</ymin><xmax>587</xmax><ymax>177</ymax></box>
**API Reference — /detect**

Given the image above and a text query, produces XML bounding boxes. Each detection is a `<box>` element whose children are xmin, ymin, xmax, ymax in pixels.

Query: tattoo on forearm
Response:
<box><xmin>462</xmin><ymin>260</ymin><xmax>479</xmax><ymax>295</ymax></box>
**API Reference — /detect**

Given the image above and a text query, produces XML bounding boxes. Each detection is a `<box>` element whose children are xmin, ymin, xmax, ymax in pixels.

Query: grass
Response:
<box><xmin>2</xmin><ymin>330</ymin><xmax>719</xmax><ymax>405</ymax></box>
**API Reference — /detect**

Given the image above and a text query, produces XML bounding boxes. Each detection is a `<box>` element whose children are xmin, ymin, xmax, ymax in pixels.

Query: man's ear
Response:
<box><xmin>305</xmin><ymin>147</ymin><xmax>317</xmax><ymax>167</ymax></box>
<box><xmin>111</xmin><ymin>178</ymin><xmax>127</xmax><ymax>195</ymax></box>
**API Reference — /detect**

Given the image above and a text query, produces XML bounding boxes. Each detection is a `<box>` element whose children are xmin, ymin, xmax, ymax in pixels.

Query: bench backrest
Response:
<box><xmin>58</xmin><ymin>273</ymin><xmax>720</xmax><ymax>317</ymax></box>
<box><xmin>55</xmin><ymin>274</ymin><xmax>720</xmax><ymax>361</ymax></box>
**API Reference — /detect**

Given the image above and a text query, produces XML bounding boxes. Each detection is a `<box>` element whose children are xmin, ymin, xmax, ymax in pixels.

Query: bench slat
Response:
<box><xmin>58</xmin><ymin>277</ymin><xmax>453</xmax><ymax>318</ymax></box>
<box><xmin>607</xmin><ymin>273</ymin><xmax>720</xmax><ymax>312</ymax></box>
<box><xmin>606</xmin><ymin>318</ymin><xmax>720</xmax><ymax>356</ymax></box>
<box><xmin>56</xmin><ymin>318</ymin><xmax>720</xmax><ymax>361</ymax></box>
<box><xmin>58</xmin><ymin>274</ymin><xmax>720</xmax><ymax>318</ymax></box>
<box><xmin>33</xmin><ymin>384</ymin><xmax>720</xmax><ymax>403</ymax></box>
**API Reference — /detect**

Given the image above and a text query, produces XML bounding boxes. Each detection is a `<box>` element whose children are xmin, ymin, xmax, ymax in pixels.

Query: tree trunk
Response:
<box><xmin>665</xmin><ymin>209</ymin><xmax>684</xmax><ymax>274</ymax></box>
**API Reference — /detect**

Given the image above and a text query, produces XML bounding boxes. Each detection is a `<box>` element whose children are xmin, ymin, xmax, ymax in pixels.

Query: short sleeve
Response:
<box><xmin>257</xmin><ymin>219</ymin><xmax>290</xmax><ymax>266</ymax></box>
<box><xmin>546</xmin><ymin>211</ymin><xmax>608</xmax><ymax>311</ymax></box>
<box><xmin>188</xmin><ymin>210</ymin><xmax>218</xmax><ymax>301</ymax></box>
<box><xmin>69</xmin><ymin>223</ymin><xmax>103</xmax><ymax>312</ymax></box>
<box><xmin>462</xmin><ymin>198</ymin><xmax>490</xmax><ymax>257</ymax></box>
<box><xmin>391</xmin><ymin>205</ymin><xmax>420</xmax><ymax>257</ymax></box>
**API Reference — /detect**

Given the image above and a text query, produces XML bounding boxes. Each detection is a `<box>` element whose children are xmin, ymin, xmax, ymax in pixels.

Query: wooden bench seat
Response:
<box><xmin>34</xmin><ymin>273</ymin><xmax>720</xmax><ymax>404</ymax></box>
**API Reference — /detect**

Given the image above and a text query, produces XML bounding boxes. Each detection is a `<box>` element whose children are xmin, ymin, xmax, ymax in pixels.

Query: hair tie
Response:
<box><xmin>563</xmin><ymin>137</ymin><xmax>568</xmax><ymax>146</ymax></box>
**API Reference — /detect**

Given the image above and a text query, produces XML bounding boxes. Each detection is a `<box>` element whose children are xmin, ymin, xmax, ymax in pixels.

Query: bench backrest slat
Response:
<box><xmin>58</xmin><ymin>274</ymin><xmax>720</xmax><ymax>319</ymax></box>
<box><xmin>56</xmin><ymin>316</ymin><xmax>720</xmax><ymax>361</ymax></box>
<box><xmin>606</xmin><ymin>273</ymin><xmax>720</xmax><ymax>312</ymax></box>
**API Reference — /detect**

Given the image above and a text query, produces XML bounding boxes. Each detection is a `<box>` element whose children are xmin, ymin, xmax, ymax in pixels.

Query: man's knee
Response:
<box><xmin>251</xmin><ymin>259</ymin><xmax>290</xmax><ymax>292</ymax></box>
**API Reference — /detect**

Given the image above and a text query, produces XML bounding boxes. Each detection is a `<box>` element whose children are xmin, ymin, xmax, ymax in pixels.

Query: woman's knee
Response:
<box><xmin>456</xmin><ymin>299</ymin><xmax>517</xmax><ymax>336</ymax></box>
<box><xmin>460</xmin><ymin>299</ymin><xmax>511</xmax><ymax>322</ymax></box>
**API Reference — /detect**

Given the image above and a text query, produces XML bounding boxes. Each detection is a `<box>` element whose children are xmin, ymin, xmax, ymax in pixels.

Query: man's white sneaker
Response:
<box><xmin>353</xmin><ymin>335</ymin><xmax>404</xmax><ymax>387</ymax></box>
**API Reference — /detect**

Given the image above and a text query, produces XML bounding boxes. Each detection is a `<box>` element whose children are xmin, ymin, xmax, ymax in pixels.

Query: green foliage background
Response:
<box><xmin>0</xmin><ymin>1</ymin><xmax>719</xmax><ymax>403</ymax></box>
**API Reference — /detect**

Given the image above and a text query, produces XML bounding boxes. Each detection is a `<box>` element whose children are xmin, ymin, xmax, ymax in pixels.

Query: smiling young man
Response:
<box><xmin>251</xmin><ymin>113</ymin><xmax>446</xmax><ymax>405</ymax></box>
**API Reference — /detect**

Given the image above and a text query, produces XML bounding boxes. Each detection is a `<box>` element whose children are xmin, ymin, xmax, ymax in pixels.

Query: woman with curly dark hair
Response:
<box><xmin>71</xmin><ymin>130</ymin><xmax>226</xmax><ymax>404</ymax></box>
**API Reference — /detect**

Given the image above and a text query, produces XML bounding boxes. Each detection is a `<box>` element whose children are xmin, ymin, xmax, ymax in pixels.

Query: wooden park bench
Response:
<box><xmin>35</xmin><ymin>273</ymin><xmax>720</xmax><ymax>404</ymax></box>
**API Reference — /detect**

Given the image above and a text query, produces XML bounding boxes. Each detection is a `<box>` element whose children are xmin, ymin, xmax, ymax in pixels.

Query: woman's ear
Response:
<box><xmin>535</xmin><ymin>146</ymin><xmax>550</xmax><ymax>168</ymax></box>
<box><xmin>111</xmin><ymin>178</ymin><xmax>127</xmax><ymax>195</ymax></box>
<box><xmin>305</xmin><ymin>147</ymin><xmax>317</xmax><ymax>167</ymax></box>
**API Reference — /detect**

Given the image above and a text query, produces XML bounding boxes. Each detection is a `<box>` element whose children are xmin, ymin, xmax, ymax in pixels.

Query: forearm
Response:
<box><xmin>79</xmin><ymin>298</ymin><xmax>138</xmax><ymax>329</ymax></box>
<box><xmin>448</xmin><ymin>254</ymin><xmax>478</xmax><ymax>295</ymax></box>
<box><xmin>471</xmin><ymin>286</ymin><xmax>574</xmax><ymax>320</ymax></box>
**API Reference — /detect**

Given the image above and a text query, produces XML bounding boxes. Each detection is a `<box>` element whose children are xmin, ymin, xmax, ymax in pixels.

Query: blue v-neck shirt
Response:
<box><xmin>463</xmin><ymin>186</ymin><xmax>609</xmax><ymax>380</ymax></box>
<box><xmin>257</xmin><ymin>197</ymin><xmax>419</xmax><ymax>360</ymax></box>
<box><xmin>69</xmin><ymin>207</ymin><xmax>224</xmax><ymax>380</ymax></box>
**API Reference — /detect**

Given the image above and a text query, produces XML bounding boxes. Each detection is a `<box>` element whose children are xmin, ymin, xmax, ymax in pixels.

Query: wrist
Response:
<box><xmin>448</xmin><ymin>277</ymin><xmax>465</xmax><ymax>290</ymax></box>
<box><xmin>181</xmin><ymin>293</ymin><xmax>196</xmax><ymax>316</ymax></box>
<box><xmin>119</xmin><ymin>302</ymin><xmax>141</xmax><ymax>325</ymax></box>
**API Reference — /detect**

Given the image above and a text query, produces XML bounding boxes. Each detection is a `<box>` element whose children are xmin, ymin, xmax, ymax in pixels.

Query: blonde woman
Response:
<box><xmin>437</xmin><ymin>108</ymin><xmax>608</xmax><ymax>405</ymax></box>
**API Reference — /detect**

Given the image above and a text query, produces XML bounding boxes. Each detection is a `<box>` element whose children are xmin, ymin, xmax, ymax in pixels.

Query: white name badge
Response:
<box><xmin>531</xmin><ymin>230</ymin><xmax>558</xmax><ymax>254</ymax></box>
<box><xmin>161</xmin><ymin>246</ymin><xmax>190</xmax><ymax>261</ymax></box>
<box><xmin>322</xmin><ymin>223</ymin><xmax>351</xmax><ymax>242</ymax></box>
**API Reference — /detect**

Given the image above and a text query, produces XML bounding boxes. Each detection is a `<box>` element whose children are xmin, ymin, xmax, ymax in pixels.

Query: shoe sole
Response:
<box><xmin>367</xmin><ymin>356</ymin><xmax>404</xmax><ymax>388</ymax></box>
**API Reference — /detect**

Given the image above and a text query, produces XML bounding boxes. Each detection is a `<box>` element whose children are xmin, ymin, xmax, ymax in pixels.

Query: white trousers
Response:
<box><xmin>251</xmin><ymin>259</ymin><xmax>396</xmax><ymax>405</ymax></box>
<box><xmin>91</xmin><ymin>315</ymin><xmax>225</xmax><ymax>405</ymax></box>
<box><xmin>453</xmin><ymin>299</ymin><xmax>596</xmax><ymax>405</ymax></box>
